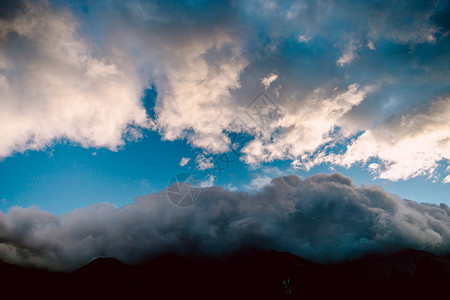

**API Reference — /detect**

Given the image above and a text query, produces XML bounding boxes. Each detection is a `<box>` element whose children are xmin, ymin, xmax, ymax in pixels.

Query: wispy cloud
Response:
<box><xmin>337</xmin><ymin>42</ymin><xmax>358</xmax><ymax>67</ymax></box>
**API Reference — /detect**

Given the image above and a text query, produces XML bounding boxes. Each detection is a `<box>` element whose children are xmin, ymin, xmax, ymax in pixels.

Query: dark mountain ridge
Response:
<box><xmin>1</xmin><ymin>249</ymin><xmax>448</xmax><ymax>299</ymax></box>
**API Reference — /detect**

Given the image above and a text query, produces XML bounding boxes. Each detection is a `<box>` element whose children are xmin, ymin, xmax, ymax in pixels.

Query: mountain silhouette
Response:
<box><xmin>1</xmin><ymin>249</ymin><xmax>448</xmax><ymax>299</ymax></box>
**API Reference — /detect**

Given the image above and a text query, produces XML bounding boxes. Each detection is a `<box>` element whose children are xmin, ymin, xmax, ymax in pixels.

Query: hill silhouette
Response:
<box><xmin>0</xmin><ymin>249</ymin><xmax>448</xmax><ymax>299</ymax></box>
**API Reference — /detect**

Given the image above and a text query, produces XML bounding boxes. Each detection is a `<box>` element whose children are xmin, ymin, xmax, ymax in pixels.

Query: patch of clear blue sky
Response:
<box><xmin>0</xmin><ymin>131</ymin><xmax>193</xmax><ymax>215</ymax></box>
<box><xmin>1</xmin><ymin>130</ymin><xmax>449</xmax><ymax>215</ymax></box>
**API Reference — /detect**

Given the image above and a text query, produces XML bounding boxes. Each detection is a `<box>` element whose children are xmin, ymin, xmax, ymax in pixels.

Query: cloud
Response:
<box><xmin>443</xmin><ymin>175</ymin><xmax>450</xmax><ymax>184</ymax></box>
<box><xmin>337</xmin><ymin>41</ymin><xmax>358</xmax><ymax>67</ymax></box>
<box><xmin>151</xmin><ymin>33</ymin><xmax>247</xmax><ymax>152</ymax></box>
<box><xmin>243</xmin><ymin>175</ymin><xmax>273</xmax><ymax>191</ymax></box>
<box><xmin>179</xmin><ymin>157</ymin><xmax>190</xmax><ymax>167</ymax></box>
<box><xmin>106</xmin><ymin>0</ymin><xmax>448</xmax><ymax>181</ymax></box>
<box><xmin>318</xmin><ymin>96</ymin><xmax>450</xmax><ymax>181</ymax></box>
<box><xmin>195</xmin><ymin>153</ymin><xmax>214</xmax><ymax>170</ymax></box>
<box><xmin>199</xmin><ymin>174</ymin><xmax>215</xmax><ymax>188</ymax></box>
<box><xmin>0</xmin><ymin>0</ymin><xmax>149</xmax><ymax>158</ymax></box>
<box><xmin>298</xmin><ymin>34</ymin><xmax>311</xmax><ymax>43</ymax></box>
<box><xmin>241</xmin><ymin>84</ymin><xmax>368</xmax><ymax>165</ymax></box>
<box><xmin>367</xmin><ymin>40</ymin><xmax>376</xmax><ymax>50</ymax></box>
<box><xmin>244</xmin><ymin>166</ymin><xmax>286</xmax><ymax>191</ymax></box>
<box><xmin>225</xmin><ymin>183</ymin><xmax>238</xmax><ymax>192</ymax></box>
<box><xmin>1</xmin><ymin>0</ymin><xmax>449</xmax><ymax>182</ymax></box>
<box><xmin>261</xmin><ymin>72</ymin><xmax>278</xmax><ymax>89</ymax></box>
<box><xmin>0</xmin><ymin>173</ymin><xmax>448</xmax><ymax>271</ymax></box>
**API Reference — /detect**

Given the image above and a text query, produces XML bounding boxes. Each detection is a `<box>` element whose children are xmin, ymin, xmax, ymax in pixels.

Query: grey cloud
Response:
<box><xmin>0</xmin><ymin>173</ymin><xmax>448</xmax><ymax>271</ymax></box>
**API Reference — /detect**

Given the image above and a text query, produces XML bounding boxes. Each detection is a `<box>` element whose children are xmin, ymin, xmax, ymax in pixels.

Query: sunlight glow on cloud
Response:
<box><xmin>0</xmin><ymin>0</ymin><xmax>149</xmax><ymax>158</ymax></box>
<box><xmin>152</xmin><ymin>34</ymin><xmax>248</xmax><ymax>151</ymax></box>
<box><xmin>241</xmin><ymin>84</ymin><xmax>368</xmax><ymax>165</ymax></box>
<box><xmin>1</xmin><ymin>0</ymin><xmax>448</xmax><ymax>183</ymax></box>
<box><xmin>319</xmin><ymin>96</ymin><xmax>450</xmax><ymax>181</ymax></box>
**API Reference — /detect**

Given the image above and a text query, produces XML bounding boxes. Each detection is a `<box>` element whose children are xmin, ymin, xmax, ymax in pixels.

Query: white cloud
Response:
<box><xmin>179</xmin><ymin>157</ymin><xmax>190</xmax><ymax>167</ymax></box>
<box><xmin>199</xmin><ymin>174</ymin><xmax>215</xmax><ymax>187</ymax></box>
<box><xmin>243</xmin><ymin>175</ymin><xmax>273</xmax><ymax>191</ymax></box>
<box><xmin>225</xmin><ymin>183</ymin><xmax>238</xmax><ymax>192</ymax></box>
<box><xmin>368</xmin><ymin>163</ymin><xmax>380</xmax><ymax>173</ymax></box>
<box><xmin>443</xmin><ymin>175</ymin><xmax>450</xmax><ymax>184</ymax></box>
<box><xmin>261</xmin><ymin>72</ymin><xmax>278</xmax><ymax>89</ymax></box>
<box><xmin>241</xmin><ymin>84</ymin><xmax>368</xmax><ymax>165</ymax></box>
<box><xmin>151</xmin><ymin>32</ymin><xmax>248</xmax><ymax>153</ymax></box>
<box><xmin>195</xmin><ymin>153</ymin><xmax>214</xmax><ymax>170</ymax></box>
<box><xmin>320</xmin><ymin>97</ymin><xmax>450</xmax><ymax>181</ymax></box>
<box><xmin>0</xmin><ymin>1</ymin><xmax>149</xmax><ymax>158</ymax></box>
<box><xmin>1</xmin><ymin>0</ymin><xmax>447</xmax><ymax>185</ymax></box>
<box><xmin>298</xmin><ymin>35</ymin><xmax>311</xmax><ymax>43</ymax></box>
<box><xmin>337</xmin><ymin>42</ymin><xmax>358</xmax><ymax>67</ymax></box>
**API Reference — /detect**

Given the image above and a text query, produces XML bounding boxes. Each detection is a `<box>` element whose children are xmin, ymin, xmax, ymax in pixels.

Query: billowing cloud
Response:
<box><xmin>241</xmin><ymin>84</ymin><xmax>369</xmax><ymax>165</ymax></box>
<box><xmin>1</xmin><ymin>0</ymin><xmax>449</xmax><ymax>182</ymax></box>
<box><xmin>0</xmin><ymin>173</ymin><xmax>448</xmax><ymax>271</ymax></box>
<box><xmin>112</xmin><ymin>0</ymin><xmax>448</xmax><ymax>181</ymax></box>
<box><xmin>315</xmin><ymin>96</ymin><xmax>450</xmax><ymax>181</ymax></box>
<box><xmin>0</xmin><ymin>0</ymin><xmax>149</xmax><ymax>158</ymax></box>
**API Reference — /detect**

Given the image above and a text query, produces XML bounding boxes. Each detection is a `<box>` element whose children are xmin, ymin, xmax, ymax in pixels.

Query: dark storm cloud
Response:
<box><xmin>1</xmin><ymin>1</ymin><xmax>449</xmax><ymax>271</ymax></box>
<box><xmin>0</xmin><ymin>173</ymin><xmax>448</xmax><ymax>271</ymax></box>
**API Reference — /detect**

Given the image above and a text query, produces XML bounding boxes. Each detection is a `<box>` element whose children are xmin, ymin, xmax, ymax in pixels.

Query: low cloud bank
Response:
<box><xmin>0</xmin><ymin>173</ymin><xmax>448</xmax><ymax>271</ymax></box>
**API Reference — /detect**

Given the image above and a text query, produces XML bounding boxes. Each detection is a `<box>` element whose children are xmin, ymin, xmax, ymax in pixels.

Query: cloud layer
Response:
<box><xmin>0</xmin><ymin>173</ymin><xmax>448</xmax><ymax>271</ymax></box>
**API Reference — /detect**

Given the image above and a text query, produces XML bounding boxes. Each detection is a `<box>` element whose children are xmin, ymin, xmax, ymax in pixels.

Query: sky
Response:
<box><xmin>0</xmin><ymin>0</ymin><xmax>449</xmax><ymax>270</ymax></box>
